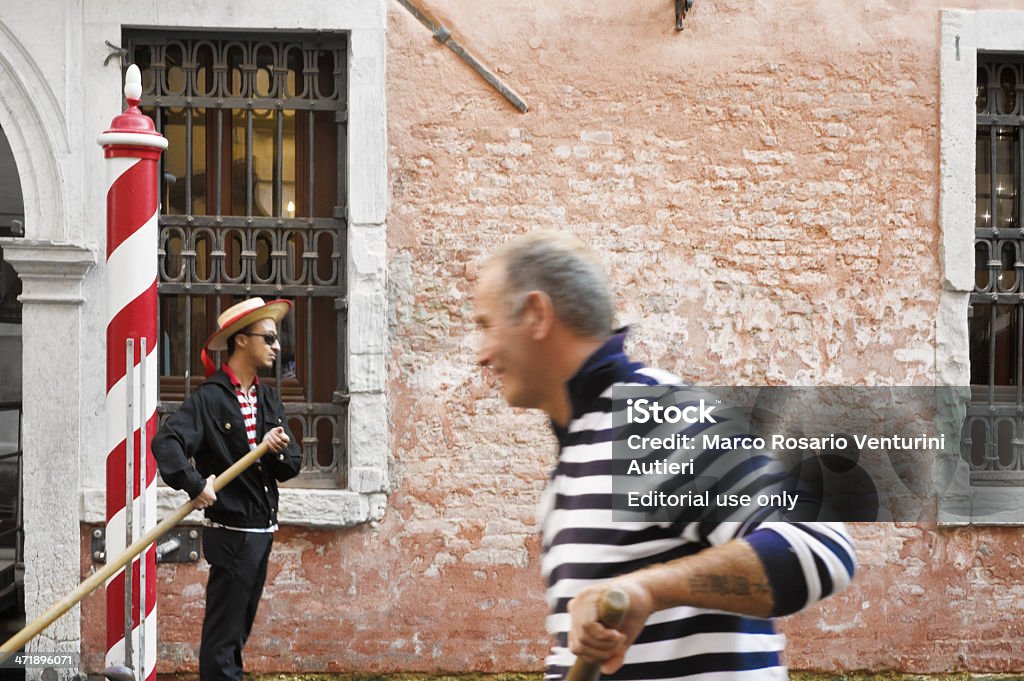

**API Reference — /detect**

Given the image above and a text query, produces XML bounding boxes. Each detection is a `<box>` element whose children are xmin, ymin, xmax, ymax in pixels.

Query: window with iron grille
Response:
<box><xmin>966</xmin><ymin>55</ymin><xmax>1024</xmax><ymax>481</ymax></box>
<box><xmin>124</xmin><ymin>29</ymin><xmax>349</xmax><ymax>488</ymax></box>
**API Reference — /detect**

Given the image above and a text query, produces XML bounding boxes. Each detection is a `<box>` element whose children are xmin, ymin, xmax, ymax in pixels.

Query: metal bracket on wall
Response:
<box><xmin>676</xmin><ymin>0</ymin><xmax>695</xmax><ymax>30</ymax></box>
<box><xmin>91</xmin><ymin>526</ymin><xmax>202</xmax><ymax>564</ymax></box>
<box><xmin>395</xmin><ymin>0</ymin><xmax>529</xmax><ymax>113</ymax></box>
<box><xmin>104</xmin><ymin>40</ymin><xmax>128</xmax><ymax>67</ymax></box>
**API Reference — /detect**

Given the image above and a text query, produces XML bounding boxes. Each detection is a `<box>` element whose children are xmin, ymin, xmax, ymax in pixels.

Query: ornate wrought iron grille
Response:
<box><xmin>965</xmin><ymin>55</ymin><xmax>1024</xmax><ymax>482</ymax></box>
<box><xmin>124</xmin><ymin>30</ymin><xmax>349</xmax><ymax>487</ymax></box>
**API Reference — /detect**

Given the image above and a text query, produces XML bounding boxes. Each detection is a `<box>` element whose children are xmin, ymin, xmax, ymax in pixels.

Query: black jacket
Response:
<box><xmin>151</xmin><ymin>369</ymin><xmax>302</xmax><ymax>528</ymax></box>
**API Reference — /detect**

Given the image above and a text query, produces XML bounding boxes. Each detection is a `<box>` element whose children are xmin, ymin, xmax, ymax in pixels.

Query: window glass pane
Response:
<box><xmin>284</xmin><ymin>45</ymin><xmax>304</xmax><ymax>98</ymax></box>
<box><xmin>968</xmin><ymin>418</ymin><xmax>987</xmax><ymax>468</ymax></box>
<box><xmin>999</xmin><ymin>242</ymin><xmax>1018</xmax><ymax>292</ymax></box>
<box><xmin>317</xmin><ymin>49</ymin><xmax>337</xmax><ymax>99</ymax></box>
<box><xmin>133</xmin><ymin>45</ymin><xmax>155</xmax><ymax>95</ymax></box>
<box><xmin>191</xmin><ymin>108</ymin><xmax>208</xmax><ymax>215</ymax></box>
<box><xmin>312</xmin><ymin>110</ymin><xmax>337</xmax><ymax>218</ymax></box>
<box><xmin>316</xmin><ymin>230</ymin><xmax>336</xmax><ymax>284</ymax></box>
<box><xmin>254</xmin><ymin>229</ymin><xmax>273</xmax><ymax>282</ymax></box>
<box><xmin>316</xmin><ymin>416</ymin><xmax>335</xmax><ymax>468</ymax></box>
<box><xmin>193</xmin><ymin>229</ymin><xmax>213</xmax><ymax>282</ymax></box>
<box><xmin>976</xmin><ymin>126</ymin><xmax>992</xmax><ymax>228</ymax></box>
<box><xmin>254</xmin><ymin>44</ymin><xmax>275</xmax><ymax>97</ymax></box>
<box><xmin>997</xmin><ymin>419</ymin><xmax>1016</xmax><ymax>468</ymax></box>
<box><xmin>224</xmin><ymin>228</ymin><xmax>244</xmax><ymax>280</ymax></box>
<box><xmin>281</xmin><ymin>110</ymin><xmax>296</xmax><ymax>219</ymax></box>
<box><xmin>969</xmin><ymin>303</ymin><xmax>991</xmax><ymax>386</ymax></box>
<box><xmin>295</xmin><ymin>111</ymin><xmax>311</xmax><ymax>218</ymax></box>
<box><xmin>284</xmin><ymin>230</ymin><xmax>305</xmax><ymax>284</ymax></box>
<box><xmin>999</xmin><ymin>65</ymin><xmax>1019</xmax><ymax>116</ymax></box>
<box><xmin>286</xmin><ymin>296</ymin><xmax>338</xmax><ymax>404</ymax></box>
<box><xmin>227</xmin><ymin>43</ymin><xmax>245</xmax><ymax>97</ymax></box>
<box><xmin>230</xmin><ymin>109</ymin><xmax>248</xmax><ymax>216</ymax></box>
<box><xmin>310</xmin><ymin>296</ymin><xmax>337</xmax><ymax>403</ymax></box>
<box><xmin>278</xmin><ymin>308</ymin><xmax>297</xmax><ymax>382</ymax></box>
<box><xmin>288</xmin><ymin>416</ymin><xmax>305</xmax><ymax>463</ymax></box>
<box><xmin>195</xmin><ymin>42</ymin><xmax>216</xmax><ymax>97</ymax></box>
<box><xmin>975</xmin><ymin>242</ymin><xmax>990</xmax><ymax>291</ymax></box>
<box><xmin>161</xmin><ymin>227</ymin><xmax>184</xmax><ymax>281</ymax></box>
<box><xmin>252</xmin><ymin>109</ymin><xmax>274</xmax><ymax>217</ymax></box>
<box><xmin>165</xmin><ymin>43</ymin><xmax>186</xmax><ymax>96</ymax></box>
<box><xmin>977</xmin><ymin>65</ymin><xmax>989</xmax><ymax>114</ymax></box>
<box><xmin>159</xmin><ymin>294</ymin><xmax>215</xmax><ymax>398</ymax></box>
<box><xmin>993</xmin><ymin>304</ymin><xmax>1018</xmax><ymax>386</ymax></box>
<box><xmin>994</xmin><ymin>127</ymin><xmax>1019</xmax><ymax>229</ymax></box>
<box><xmin>159</xmin><ymin>294</ymin><xmax>185</xmax><ymax>380</ymax></box>
<box><xmin>162</xmin><ymin>108</ymin><xmax>187</xmax><ymax>216</ymax></box>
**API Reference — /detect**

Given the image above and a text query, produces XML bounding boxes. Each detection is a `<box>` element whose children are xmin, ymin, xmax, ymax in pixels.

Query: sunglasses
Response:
<box><xmin>239</xmin><ymin>332</ymin><xmax>280</xmax><ymax>346</ymax></box>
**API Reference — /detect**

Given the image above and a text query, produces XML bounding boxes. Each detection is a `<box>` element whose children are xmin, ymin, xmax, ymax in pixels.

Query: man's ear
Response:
<box><xmin>520</xmin><ymin>290</ymin><xmax>556</xmax><ymax>340</ymax></box>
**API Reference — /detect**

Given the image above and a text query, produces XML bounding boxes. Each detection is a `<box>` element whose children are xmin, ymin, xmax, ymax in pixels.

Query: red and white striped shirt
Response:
<box><xmin>222</xmin><ymin>364</ymin><xmax>258</xmax><ymax>450</ymax></box>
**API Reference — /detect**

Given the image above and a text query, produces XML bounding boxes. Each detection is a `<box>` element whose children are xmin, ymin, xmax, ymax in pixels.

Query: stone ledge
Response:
<box><xmin>80</xmin><ymin>486</ymin><xmax>387</xmax><ymax>529</ymax></box>
<box><xmin>0</xmin><ymin>239</ymin><xmax>97</xmax><ymax>304</ymax></box>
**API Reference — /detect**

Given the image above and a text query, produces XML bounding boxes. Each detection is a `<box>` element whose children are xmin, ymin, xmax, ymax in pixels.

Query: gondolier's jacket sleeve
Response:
<box><xmin>151</xmin><ymin>390</ymin><xmax>210</xmax><ymax>500</ymax></box>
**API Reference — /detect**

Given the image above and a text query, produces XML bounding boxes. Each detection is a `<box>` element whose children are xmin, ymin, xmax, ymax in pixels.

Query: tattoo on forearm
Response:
<box><xmin>689</xmin><ymin>574</ymin><xmax>772</xmax><ymax>598</ymax></box>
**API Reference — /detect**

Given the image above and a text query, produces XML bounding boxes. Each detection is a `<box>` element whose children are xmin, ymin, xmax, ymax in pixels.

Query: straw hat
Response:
<box><xmin>204</xmin><ymin>297</ymin><xmax>292</xmax><ymax>352</ymax></box>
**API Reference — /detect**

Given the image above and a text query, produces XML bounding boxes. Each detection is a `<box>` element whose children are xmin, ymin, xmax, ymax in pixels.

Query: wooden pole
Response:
<box><xmin>0</xmin><ymin>441</ymin><xmax>272</xmax><ymax>663</ymax></box>
<box><xmin>565</xmin><ymin>589</ymin><xmax>631</xmax><ymax>681</ymax></box>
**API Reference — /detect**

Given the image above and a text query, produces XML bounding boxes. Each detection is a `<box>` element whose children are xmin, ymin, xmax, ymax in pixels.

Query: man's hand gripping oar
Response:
<box><xmin>565</xmin><ymin>588</ymin><xmax>632</xmax><ymax>681</ymax></box>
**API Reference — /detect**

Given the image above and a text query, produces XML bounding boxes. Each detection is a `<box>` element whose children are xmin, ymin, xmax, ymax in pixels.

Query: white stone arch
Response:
<box><xmin>0</xmin><ymin>19</ymin><xmax>69</xmax><ymax>241</ymax></box>
<box><xmin>0</xmin><ymin>19</ymin><xmax>93</xmax><ymax>659</ymax></box>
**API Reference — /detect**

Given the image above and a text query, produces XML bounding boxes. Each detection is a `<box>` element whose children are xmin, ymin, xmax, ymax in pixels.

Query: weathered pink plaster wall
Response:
<box><xmin>82</xmin><ymin>0</ymin><xmax>1024</xmax><ymax>675</ymax></box>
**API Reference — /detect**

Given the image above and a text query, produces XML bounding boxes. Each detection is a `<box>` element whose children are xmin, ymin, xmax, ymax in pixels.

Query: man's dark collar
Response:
<box><xmin>555</xmin><ymin>327</ymin><xmax>642</xmax><ymax>435</ymax></box>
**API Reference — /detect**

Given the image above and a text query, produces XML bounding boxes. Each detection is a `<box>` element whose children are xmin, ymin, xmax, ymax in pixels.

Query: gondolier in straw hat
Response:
<box><xmin>152</xmin><ymin>297</ymin><xmax>302</xmax><ymax>681</ymax></box>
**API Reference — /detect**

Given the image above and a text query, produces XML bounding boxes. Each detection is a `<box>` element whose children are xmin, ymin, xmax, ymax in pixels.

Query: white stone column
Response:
<box><xmin>0</xmin><ymin>238</ymin><xmax>96</xmax><ymax>656</ymax></box>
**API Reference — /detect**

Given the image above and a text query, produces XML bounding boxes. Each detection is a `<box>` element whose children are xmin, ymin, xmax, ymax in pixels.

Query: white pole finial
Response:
<box><xmin>125</xmin><ymin>64</ymin><xmax>142</xmax><ymax>101</ymax></box>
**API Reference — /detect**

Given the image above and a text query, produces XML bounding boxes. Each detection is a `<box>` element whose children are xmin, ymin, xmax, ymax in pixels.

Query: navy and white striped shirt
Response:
<box><xmin>541</xmin><ymin>331</ymin><xmax>856</xmax><ymax>681</ymax></box>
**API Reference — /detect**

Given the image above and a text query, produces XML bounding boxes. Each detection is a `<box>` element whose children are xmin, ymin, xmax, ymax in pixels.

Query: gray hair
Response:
<box><xmin>489</xmin><ymin>231</ymin><xmax>613</xmax><ymax>337</ymax></box>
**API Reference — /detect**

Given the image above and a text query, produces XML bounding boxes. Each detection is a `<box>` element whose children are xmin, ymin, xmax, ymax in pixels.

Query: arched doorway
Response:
<box><xmin>0</xmin><ymin>121</ymin><xmax>25</xmax><ymax>646</ymax></box>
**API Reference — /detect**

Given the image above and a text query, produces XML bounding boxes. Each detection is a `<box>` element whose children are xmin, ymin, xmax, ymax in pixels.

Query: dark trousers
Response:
<box><xmin>199</xmin><ymin>527</ymin><xmax>274</xmax><ymax>681</ymax></box>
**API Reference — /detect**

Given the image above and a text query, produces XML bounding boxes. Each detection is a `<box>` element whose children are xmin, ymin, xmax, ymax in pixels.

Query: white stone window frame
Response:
<box><xmin>939</xmin><ymin>9</ymin><xmax>1024</xmax><ymax>523</ymax></box>
<box><xmin>76</xmin><ymin>11</ymin><xmax>390</xmax><ymax>530</ymax></box>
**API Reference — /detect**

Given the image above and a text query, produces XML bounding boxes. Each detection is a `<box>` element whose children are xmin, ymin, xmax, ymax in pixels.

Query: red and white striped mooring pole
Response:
<box><xmin>97</xmin><ymin>64</ymin><xmax>167</xmax><ymax>681</ymax></box>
